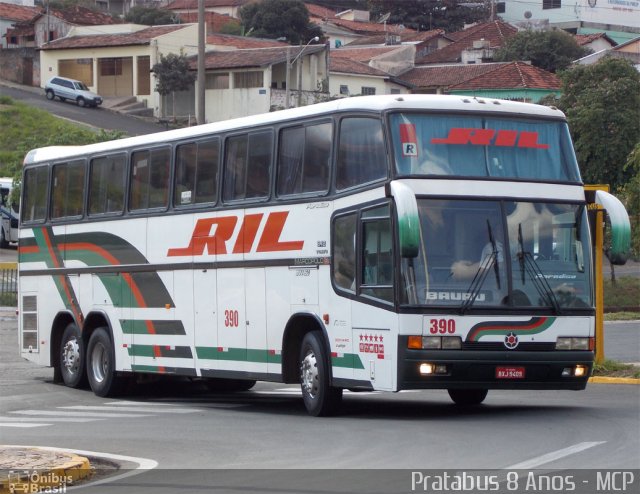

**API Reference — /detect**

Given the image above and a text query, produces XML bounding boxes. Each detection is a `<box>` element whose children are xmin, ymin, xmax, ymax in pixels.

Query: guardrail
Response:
<box><xmin>0</xmin><ymin>262</ymin><xmax>17</xmax><ymax>306</ymax></box>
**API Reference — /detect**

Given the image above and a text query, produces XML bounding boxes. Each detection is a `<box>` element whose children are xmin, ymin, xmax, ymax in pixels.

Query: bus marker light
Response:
<box><xmin>435</xmin><ymin>365</ymin><xmax>448</xmax><ymax>375</ymax></box>
<box><xmin>408</xmin><ymin>336</ymin><xmax>422</xmax><ymax>349</ymax></box>
<box><xmin>419</xmin><ymin>363</ymin><xmax>434</xmax><ymax>375</ymax></box>
<box><xmin>322</xmin><ymin>314</ymin><xmax>329</xmax><ymax>324</ymax></box>
<box><xmin>574</xmin><ymin>365</ymin><xmax>588</xmax><ymax>377</ymax></box>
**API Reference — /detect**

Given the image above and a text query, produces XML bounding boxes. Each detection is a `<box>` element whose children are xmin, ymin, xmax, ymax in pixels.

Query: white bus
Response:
<box><xmin>0</xmin><ymin>177</ymin><xmax>19</xmax><ymax>247</ymax></box>
<box><xmin>18</xmin><ymin>95</ymin><xmax>630</xmax><ymax>416</ymax></box>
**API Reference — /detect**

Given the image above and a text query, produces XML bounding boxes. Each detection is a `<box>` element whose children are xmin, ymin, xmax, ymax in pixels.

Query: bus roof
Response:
<box><xmin>23</xmin><ymin>94</ymin><xmax>566</xmax><ymax>166</ymax></box>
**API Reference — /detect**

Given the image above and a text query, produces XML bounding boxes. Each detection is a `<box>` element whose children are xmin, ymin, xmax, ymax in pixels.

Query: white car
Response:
<box><xmin>44</xmin><ymin>76</ymin><xmax>103</xmax><ymax>107</ymax></box>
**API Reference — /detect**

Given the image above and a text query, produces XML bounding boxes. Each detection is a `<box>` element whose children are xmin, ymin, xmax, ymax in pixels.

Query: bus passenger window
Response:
<box><xmin>22</xmin><ymin>166</ymin><xmax>48</xmax><ymax>223</ymax></box>
<box><xmin>332</xmin><ymin>213</ymin><xmax>356</xmax><ymax>292</ymax></box>
<box><xmin>51</xmin><ymin>160</ymin><xmax>85</xmax><ymax>219</ymax></box>
<box><xmin>130</xmin><ymin>147</ymin><xmax>170</xmax><ymax>211</ymax></box>
<box><xmin>175</xmin><ymin>143</ymin><xmax>197</xmax><ymax>205</ymax></box>
<box><xmin>336</xmin><ymin>118</ymin><xmax>386</xmax><ymax>190</ymax></box>
<box><xmin>277</xmin><ymin>122</ymin><xmax>331</xmax><ymax>197</ymax></box>
<box><xmin>194</xmin><ymin>139</ymin><xmax>219</xmax><ymax>204</ymax></box>
<box><xmin>89</xmin><ymin>155</ymin><xmax>126</xmax><ymax>215</ymax></box>
<box><xmin>224</xmin><ymin>131</ymin><xmax>271</xmax><ymax>201</ymax></box>
<box><xmin>246</xmin><ymin>131</ymin><xmax>272</xmax><ymax>199</ymax></box>
<box><xmin>175</xmin><ymin>139</ymin><xmax>219</xmax><ymax>206</ymax></box>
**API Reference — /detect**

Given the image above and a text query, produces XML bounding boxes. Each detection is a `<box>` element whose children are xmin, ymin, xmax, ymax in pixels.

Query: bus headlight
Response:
<box><xmin>556</xmin><ymin>337</ymin><xmax>592</xmax><ymax>350</ymax></box>
<box><xmin>408</xmin><ymin>336</ymin><xmax>462</xmax><ymax>350</ymax></box>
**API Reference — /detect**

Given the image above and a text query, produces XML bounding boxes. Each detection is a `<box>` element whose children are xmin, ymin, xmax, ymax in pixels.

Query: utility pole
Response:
<box><xmin>197</xmin><ymin>0</ymin><xmax>205</xmax><ymax>124</ymax></box>
<box><xmin>285</xmin><ymin>46</ymin><xmax>291</xmax><ymax>109</ymax></box>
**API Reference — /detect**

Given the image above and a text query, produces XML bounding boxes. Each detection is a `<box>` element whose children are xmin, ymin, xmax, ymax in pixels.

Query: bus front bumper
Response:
<box><xmin>398</xmin><ymin>342</ymin><xmax>593</xmax><ymax>391</ymax></box>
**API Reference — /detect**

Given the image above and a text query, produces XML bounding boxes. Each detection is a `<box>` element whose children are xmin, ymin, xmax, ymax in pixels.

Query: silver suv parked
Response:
<box><xmin>44</xmin><ymin>76</ymin><xmax>103</xmax><ymax>107</ymax></box>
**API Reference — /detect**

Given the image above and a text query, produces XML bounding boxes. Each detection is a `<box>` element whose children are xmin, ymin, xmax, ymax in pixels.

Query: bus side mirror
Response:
<box><xmin>387</xmin><ymin>181</ymin><xmax>420</xmax><ymax>258</ymax></box>
<box><xmin>594</xmin><ymin>190</ymin><xmax>631</xmax><ymax>265</ymax></box>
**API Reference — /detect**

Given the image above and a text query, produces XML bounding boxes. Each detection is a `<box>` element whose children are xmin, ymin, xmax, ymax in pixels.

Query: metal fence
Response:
<box><xmin>0</xmin><ymin>262</ymin><xmax>17</xmax><ymax>306</ymax></box>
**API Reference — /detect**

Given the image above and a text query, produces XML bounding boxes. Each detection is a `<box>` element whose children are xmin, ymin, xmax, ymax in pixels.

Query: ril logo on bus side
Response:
<box><xmin>167</xmin><ymin>211</ymin><xmax>304</xmax><ymax>256</ymax></box>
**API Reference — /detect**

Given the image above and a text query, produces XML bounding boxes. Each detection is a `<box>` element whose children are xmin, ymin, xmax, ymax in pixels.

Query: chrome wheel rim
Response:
<box><xmin>91</xmin><ymin>342</ymin><xmax>108</xmax><ymax>384</ymax></box>
<box><xmin>300</xmin><ymin>349</ymin><xmax>319</xmax><ymax>398</ymax></box>
<box><xmin>62</xmin><ymin>338</ymin><xmax>81</xmax><ymax>376</ymax></box>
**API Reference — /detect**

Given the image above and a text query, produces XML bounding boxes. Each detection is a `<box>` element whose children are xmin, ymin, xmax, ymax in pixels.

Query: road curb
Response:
<box><xmin>0</xmin><ymin>446</ymin><xmax>92</xmax><ymax>493</ymax></box>
<box><xmin>589</xmin><ymin>376</ymin><xmax>640</xmax><ymax>385</ymax></box>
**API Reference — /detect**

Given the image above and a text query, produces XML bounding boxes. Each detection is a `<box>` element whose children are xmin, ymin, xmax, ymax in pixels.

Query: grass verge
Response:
<box><xmin>593</xmin><ymin>359</ymin><xmax>640</xmax><ymax>379</ymax></box>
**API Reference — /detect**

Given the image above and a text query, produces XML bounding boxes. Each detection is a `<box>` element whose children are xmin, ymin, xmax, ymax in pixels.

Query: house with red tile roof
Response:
<box><xmin>329</xmin><ymin>56</ymin><xmax>410</xmax><ymax>98</ymax></box>
<box><xmin>415</xmin><ymin>20</ymin><xmax>517</xmax><ymax>65</ymax></box>
<box><xmin>174</xmin><ymin>10</ymin><xmax>241</xmax><ymax>35</ymax></box>
<box><xmin>206</xmin><ymin>33</ymin><xmax>287</xmax><ymax>49</ymax></box>
<box><xmin>39</xmin><ymin>23</ymin><xmax>198</xmax><ymax>114</ymax></box>
<box><xmin>573</xmin><ymin>32</ymin><xmax>617</xmax><ymax>53</ymax></box>
<box><xmin>399</xmin><ymin>61</ymin><xmax>560</xmax><ymax>103</ymax></box>
<box><xmin>0</xmin><ymin>2</ymin><xmax>38</xmax><ymax>48</ymax></box>
<box><xmin>165</xmin><ymin>0</ymin><xmax>252</xmax><ymax>18</ymax></box>
<box><xmin>305</xmin><ymin>2</ymin><xmax>414</xmax><ymax>49</ymax></box>
<box><xmin>189</xmin><ymin>43</ymin><xmax>329</xmax><ymax>122</ymax></box>
<box><xmin>574</xmin><ymin>35</ymin><xmax>640</xmax><ymax>67</ymax></box>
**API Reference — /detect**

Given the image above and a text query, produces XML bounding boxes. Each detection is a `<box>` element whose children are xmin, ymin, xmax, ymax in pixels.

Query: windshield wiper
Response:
<box><xmin>460</xmin><ymin>221</ymin><xmax>500</xmax><ymax>314</ymax></box>
<box><xmin>517</xmin><ymin>223</ymin><xmax>561</xmax><ymax>314</ymax></box>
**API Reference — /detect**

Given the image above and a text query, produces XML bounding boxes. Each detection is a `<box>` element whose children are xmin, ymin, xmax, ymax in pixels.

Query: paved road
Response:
<box><xmin>0</xmin><ymin>81</ymin><xmax>166</xmax><ymax>137</ymax></box>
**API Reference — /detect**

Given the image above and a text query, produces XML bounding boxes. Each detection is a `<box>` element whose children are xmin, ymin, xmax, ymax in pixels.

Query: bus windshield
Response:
<box><xmin>400</xmin><ymin>199</ymin><xmax>592</xmax><ymax>310</ymax></box>
<box><xmin>389</xmin><ymin>113</ymin><xmax>581</xmax><ymax>182</ymax></box>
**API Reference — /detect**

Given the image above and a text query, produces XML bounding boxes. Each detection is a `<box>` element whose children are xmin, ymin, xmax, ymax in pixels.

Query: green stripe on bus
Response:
<box><xmin>332</xmin><ymin>354</ymin><xmax>364</xmax><ymax>369</ymax></box>
<box><xmin>196</xmin><ymin>346</ymin><xmax>283</xmax><ymax>364</ymax></box>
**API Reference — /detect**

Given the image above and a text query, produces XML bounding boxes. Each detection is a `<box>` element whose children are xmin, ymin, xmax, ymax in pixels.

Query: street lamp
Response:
<box><xmin>285</xmin><ymin>36</ymin><xmax>320</xmax><ymax>109</ymax></box>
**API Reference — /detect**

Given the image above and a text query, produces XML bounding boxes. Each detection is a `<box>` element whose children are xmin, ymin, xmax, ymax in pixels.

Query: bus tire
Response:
<box><xmin>206</xmin><ymin>378</ymin><xmax>256</xmax><ymax>392</ymax></box>
<box><xmin>448</xmin><ymin>388</ymin><xmax>488</xmax><ymax>406</ymax></box>
<box><xmin>87</xmin><ymin>327</ymin><xmax>125</xmax><ymax>397</ymax></box>
<box><xmin>299</xmin><ymin>331</ymin><xmax>342</xmax><ymax>416</ymax></box>
<box><xmin>59</xmin><ymin>323</ymin><xmax>86</xmax><ymax>388</ymax></box>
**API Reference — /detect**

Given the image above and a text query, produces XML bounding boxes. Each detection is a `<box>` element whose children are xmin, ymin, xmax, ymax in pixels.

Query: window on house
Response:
<box><xmin>340</xmin><ymin>85</ymin><xmax>349</xmax><ymax>95</ymax></box>
<box><xmin>543</xmin><ymin>0</ymin><xmax>561</xmax><ymax>9</ymax></box>
<box><xmin>234</xmin><ymin>71</ymin><xmax>264</xmax><ymax>88</ymax></box>
<box><xmin>101</xmin><ymin>58</ymin><xmax>123</xmax><ymax>76</ymax></box>
<box><xmin>51</xmin><ymin>160</ymin><xmax>85</xmax><ymax>219</ymax></box>
<box><xmin>205</xmin><ymin>73</ymin><xmax>230</xmax><ymax>90</ymax></box>
<box><xmin>497</xmin><ymin>2</ymin><xmax>506</xmax><ymax>13</ymax></box>
<box><xmin>89</xmin><ymin>154</ymin><xmax>126</xmax><ymax>215</ymax></box>
<box><xmin>390</xmin><ymin>88</ymin><xmax>401</xmax><ymax>94</ymax></box>
<box><xmin>137</xmin><ymin>56</ymin><xmax>150</xmax><ymax>95</ymax></box>
<box><xmin>361</xmin><ymin>87</ymin><xmax>376</xmax><ymax>95</ymax></box>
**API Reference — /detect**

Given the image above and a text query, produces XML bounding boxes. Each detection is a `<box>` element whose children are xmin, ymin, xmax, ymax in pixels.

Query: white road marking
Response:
<box><xmin>0</xmin><ymin>416</ymin><xmax>98</xmax><ymax>422</ymax></box>
<box><xmin>505</xmin><ymin>441</ymin><xmax>606</xmax><ymax>469</ymax></box>
<box><xmin>60</xmin><ymin>405</ymin><xmax>202</xmax><ymax>414</ymax></box>
<box><xmin>0</xmin><ymin>422</ymin><xmax>49</xmax><ymax>428</ymax></box>
<box><xmin>10</xmin><ymin>410</ymin><xmax>153</xmax><ymax>418</ymax></box>
<box><xmin>103</xmin><ymin>400</ymin><xmax>183</xmax><ymax>406</ymax></box>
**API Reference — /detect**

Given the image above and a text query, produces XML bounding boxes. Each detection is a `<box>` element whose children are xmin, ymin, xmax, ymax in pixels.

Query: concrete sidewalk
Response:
<box><xmin>0</xmin><ymin>446</ymin><xmax>92</xmax><ymax>493</ymax></box>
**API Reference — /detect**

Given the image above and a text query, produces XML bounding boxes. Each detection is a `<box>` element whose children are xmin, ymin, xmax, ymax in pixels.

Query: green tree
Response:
<box><xmin>367</xmin><ymin>0</ymin><xmax>489</xmax><ymax>32</ymax></box>
<box><xmin>240</xmin><ymin>0</ymin><xmax>322</xmax><ymax>44</ymax></box>
<box><xmin>152</xmin><ymin>52</ymin><xmax>196</xmax><ymax>122</ymax></box>
<box><xmin>619</xmin><ymin>143</ymin><xmax>640</xmax><ymax>258</ymax></box>
<box><xmin>551</xmin><ymin>57</ymin><xmax>640</xmax><ymax>191</ymax></box>
<box><xmin>124</xmin><ymin>6</ymin><xmax>177</xmax><ymax>26</ymax></box>
<box><xmin>494</xmin><ymin>29</ymin><xmax>590</xmax><ymax>73</ymax></box>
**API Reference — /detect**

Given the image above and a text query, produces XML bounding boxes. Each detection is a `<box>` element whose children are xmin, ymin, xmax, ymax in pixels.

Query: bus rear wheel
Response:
<box><xmin>448</xmin><ymin>388</ymin><xmax>488</xmax><ymax>406</ymax></box>
<box><xmin>87</xmin><ymin>327</ymin><xmax>125</xmax><ymax>397</ymax></box>
<box><xmin>299</xmin><ymin>331</ymin><xmax>342</xmax><ymax>416</ymax></box>
<box><xmin>59</xmin><ymin>323</ymin><xmax>86</xmax><ymax>388</ymax></box>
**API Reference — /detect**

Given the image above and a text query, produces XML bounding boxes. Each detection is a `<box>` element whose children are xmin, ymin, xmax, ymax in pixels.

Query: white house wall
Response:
<box><xmin>329</xmin><ymin>73</ymin><xmax>407</xmax><ymax>98</ymax></box>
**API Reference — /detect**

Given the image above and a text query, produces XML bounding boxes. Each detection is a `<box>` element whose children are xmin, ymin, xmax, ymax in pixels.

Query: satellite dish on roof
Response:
<box><xmin>524</xmin><ymin>11</ymin><xmax>532</xmax><ymax>19</ymax></box>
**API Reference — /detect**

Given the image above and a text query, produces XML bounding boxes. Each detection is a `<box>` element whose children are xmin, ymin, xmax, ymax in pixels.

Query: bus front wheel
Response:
<box><xmin>87</xmin><ymin>327</ymin><xmax>125</xmax><ymax>397</ymax></box>
<box><xmin>448</xmin><ymin>388</ymin><xmax>488</xmax><ymax>406</ymax></box>
<box><xmin>299</xmin><ymin>331</ymin><xmax>343</xmax><ymax>416</ymax></box>
<box><xmin>59</xmin><ymin>323</ymin><xmax>86</xmax><ymax>388</ymax></box>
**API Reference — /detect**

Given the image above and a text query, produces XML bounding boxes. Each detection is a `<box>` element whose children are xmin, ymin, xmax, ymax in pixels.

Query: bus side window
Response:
<box><xmin>194</xmin><ymin>138</ymin><xmax>219</xmax><ymax>204</ymax></box>
<box><xmin>246</xmin><ymin>131</ymin><xmax>272</xmax><ymax>199</ymax></box>
<box><xmin>336</xmin><ymin>117</ymin><xmax>386</xmax><ymax>191</ymax></box>
<box><xmin>51</xmin><ymin>160</ymin><xmax>85</xmax><ymax>219</ymax></box>
<box><xmin>332</xmin><ymin>212</ymin><xmax>357</xmax><ymax>292</ymax></box>
<box><xmin>361</xmin><ymin>205</ymin><xmax>393</xmax><ymax>302</ymax></box>
<box><xmin>22</xmin><ymin>166</ymin><xmax>48</xmax><ymax>223</ymax></box>
<box><xmin>89</xmin><ymin>154</ymin><xmax>126</xmax><ymax>215</ymax></box>
<box><xmin>130</xmin><ymin>147</ymin><xmax>170</xmax><ymax>210</ymax></box>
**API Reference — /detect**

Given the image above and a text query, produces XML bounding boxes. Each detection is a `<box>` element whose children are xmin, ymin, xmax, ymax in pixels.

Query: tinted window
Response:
<box><xmin>336</xmin><ymin>118</ymin><xmax>387</xmax><ymax>190</ymax></box>
<box><xmin>89</xmin><ymin>154</ymin><xmax>126</xmax><ymax>215</ymax></box>
<box><xmin>130</xmin><ymin>147</ymin><xmax>170</xmax><ymax>210</ymax></box>
<box><xmin>51</xmin><ymin>160</ymin><xmax>85</xmax><ymax>219</ymax></box>
<box><xmin>223</xmin><ymin>131</ymin><xmax>272</xmax><ymax>202</ymax></box>
<box><xmin>277</xmin><ymin>122</ymin><xmax>331</xmax><ymax>197</ymax></box>
<box><xmin>361</xmin><ymin>205</ymin><xmax>393</xmax><ymax>302</ymax></box>
<box><xmin>332</xmin><ymin>212</ymin><xmax>356</xmax><ymax>293</ymax></box>
<box><xmin>174</xmin><ymin>138</ymin><xmax>219</xmax><ymax>206</ymax></box>
<box><xmin>22</xmin><ymin>166</ymin><xmax>48</xmax><ymax>223</ymax></box>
